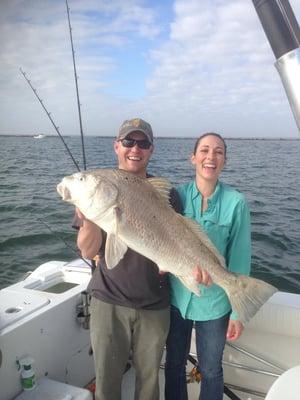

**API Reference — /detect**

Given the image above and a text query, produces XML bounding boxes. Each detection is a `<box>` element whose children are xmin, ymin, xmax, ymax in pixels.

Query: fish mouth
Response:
<box><xmin>57</xmin><ymin>183</ymin><xmax>71</xmax><ymax>201</ymax></box>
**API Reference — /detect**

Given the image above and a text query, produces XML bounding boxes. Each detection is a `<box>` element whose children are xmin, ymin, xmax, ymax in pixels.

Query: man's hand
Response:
<box><xmin>226</xmin><ymin>320</ymin><xmax>244</xmax><ymax>341</ymax></box>
<box><xmin>76</xmin><ymin>207</ymin><xmax>86</xmax><ymax>220</ymax></box>
<box><xmin>192</xmin><ymin>266</ymin><xmax>213</xmax><ymax>286</ymax></box>
<box><xmin>76</xmin><ymin>207</ymin><xmax>102</xmax><ymax>259</ymax></box>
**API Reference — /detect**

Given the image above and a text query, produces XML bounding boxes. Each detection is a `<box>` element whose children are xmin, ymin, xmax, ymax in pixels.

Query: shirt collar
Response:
<box><xmin>192</xmin><ymin>180</ymin><xmax>222</xmax><ymax>206</ymax></box>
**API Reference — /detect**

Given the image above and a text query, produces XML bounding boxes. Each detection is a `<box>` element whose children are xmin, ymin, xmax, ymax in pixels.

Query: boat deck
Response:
<box><xmin>121</xmin><ymin>364</ymin><xmax>256</xmax><ymax>400</ymax></box>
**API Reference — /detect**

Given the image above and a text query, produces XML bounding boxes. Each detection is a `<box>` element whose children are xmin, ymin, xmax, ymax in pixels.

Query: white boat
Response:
<box><xmin>1</xmin><ymin>258</ymin><xmax>300</xmax><ymax>400</ymax></box>
<box><xmin>32</xmin><ymin>134</ymin><xmax>46</xmax><ymax>139</ymax></box>
<box><xmin>2</xmin><ymin>1</ymin><xmax>299</xmax><ymax>399</ymax></box>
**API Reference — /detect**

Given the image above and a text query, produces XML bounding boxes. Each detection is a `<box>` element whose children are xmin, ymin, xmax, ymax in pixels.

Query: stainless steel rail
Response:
<box><xmin>226</xmin><ymin>342</ymin><xmax>285</xmax><ymax>373</ymax></box>
<box><xmin>225</xmin><ymin>383</ymin><xmax>266</xmax><ymax>399</ymax></box>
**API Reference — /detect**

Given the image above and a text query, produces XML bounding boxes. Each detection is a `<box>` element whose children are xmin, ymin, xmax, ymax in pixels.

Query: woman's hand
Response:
<box><xmin>226</xmin><ymin>319</ymin><xmax>244</xmax><ymax>341</ymax></box>
<box><xmin>193</xmin><ymin>266</ymin><xmax>213</xmax><ymax>286</ymax></box>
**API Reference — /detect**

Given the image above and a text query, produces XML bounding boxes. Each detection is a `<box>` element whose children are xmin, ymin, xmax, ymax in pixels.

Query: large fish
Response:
<box><xmin>57</xmin><ymin>168</ymin><xmax>277</xmax><ymax>323</ymax></box>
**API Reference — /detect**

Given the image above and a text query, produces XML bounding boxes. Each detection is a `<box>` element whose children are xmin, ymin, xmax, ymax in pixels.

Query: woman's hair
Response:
<box><xmin>193</xmin><ymin>132</ymin><xmax>227</xmax><ymax>156</ymax></box>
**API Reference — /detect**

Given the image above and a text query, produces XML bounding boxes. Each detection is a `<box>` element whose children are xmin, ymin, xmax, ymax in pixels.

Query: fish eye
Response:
<box><xmin>75</xmin><ymin>173</ymin><xmax>85</xmax><ymax>182</ymax></box>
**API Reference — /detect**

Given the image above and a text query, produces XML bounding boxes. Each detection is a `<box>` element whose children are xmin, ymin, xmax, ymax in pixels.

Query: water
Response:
<box><xmin>0</xmin><ymin>135</ymin><xmax>300</xmax><ymax>293</ymax></box>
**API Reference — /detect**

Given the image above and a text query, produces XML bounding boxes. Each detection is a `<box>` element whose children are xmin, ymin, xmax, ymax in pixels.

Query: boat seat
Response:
<box><xmin>265</xmin><ymin>365</ymin><xmax>300</xmax><ymax>400</ymax></box>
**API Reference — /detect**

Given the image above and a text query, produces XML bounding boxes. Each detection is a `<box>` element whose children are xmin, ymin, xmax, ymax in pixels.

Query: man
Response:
<box><xmin>76</xmin><ymin>118</ymin><xmax>211</xmax><ymax>400</ymax></box>
<box><xmin>76</xmin><ymin>118</ymin><xmax>181</xmax><ymax>400</ymax></box>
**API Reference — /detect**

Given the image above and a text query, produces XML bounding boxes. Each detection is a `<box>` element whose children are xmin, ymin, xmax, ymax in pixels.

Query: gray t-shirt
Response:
<box><xmin>86</xmin><ymin>187</ymin><xmax>182</xmax><ymax>310</ymax></box>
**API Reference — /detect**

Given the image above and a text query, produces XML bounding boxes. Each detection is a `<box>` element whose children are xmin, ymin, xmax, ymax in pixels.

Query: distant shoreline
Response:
<box><xmin>0</xmin><ymin>134</ymin><xmax>299</xmax><ymax>140</ymax></box>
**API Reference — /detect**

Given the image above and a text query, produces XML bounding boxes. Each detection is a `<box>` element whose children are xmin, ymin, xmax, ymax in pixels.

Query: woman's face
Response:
<box><xmin>191</xmin><ymin>135</ymin><xmax>226</xmax><ymax>183</ymax></box>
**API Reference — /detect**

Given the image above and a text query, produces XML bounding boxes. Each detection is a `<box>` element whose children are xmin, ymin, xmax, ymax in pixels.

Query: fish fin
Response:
<box><xmin>224</xmin><ymin>274</ymin><xmax>277</xmax><ymax>323</ymax></box>
<box><xmin>179</xmin><ymin>215</ymin><xmax>227</xmax><ymax>268</ymax></box>
<box><xmin>105</xmin><ymin>233</ymin><xmax>128</xmax><ymax>269</ymax></box>
<box><xmin>178</xmin><ymin>276</ymin><xmax>201</xmax><ymax>296</ymax></box>
<box><xmin>147</xmin><ymin>177</ymin><xmax>172</xmax><ymax>203</ymax></box>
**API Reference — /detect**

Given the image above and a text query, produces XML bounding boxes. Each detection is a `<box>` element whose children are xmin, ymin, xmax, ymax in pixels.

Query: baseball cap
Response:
<box><xmin>117</xmin><ymin>118</ymin><xmax>153</xmax><ymax>143</ymax></box>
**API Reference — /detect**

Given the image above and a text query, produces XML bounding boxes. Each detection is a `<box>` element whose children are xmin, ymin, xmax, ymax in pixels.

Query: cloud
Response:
<box><xmin>0</xmin><ymin>0</ymin><xmax>164</xmax><ymax>135</ymax></box>
<box><xmin>140</xmin><ymin>0</ymin><xmax>296</xmax><ymax>137</ymax></box>
<box><xmin>0</xmin><ymin>0</ymin><xmax>299</xmax><ymax>137</ymax></box>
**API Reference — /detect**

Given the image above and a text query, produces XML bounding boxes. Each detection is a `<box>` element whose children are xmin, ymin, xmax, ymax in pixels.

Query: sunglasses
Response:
<box><xmin>120</xmin><ymin>138</ymin><xmax>152</xmax><ymax>149</ymax></box>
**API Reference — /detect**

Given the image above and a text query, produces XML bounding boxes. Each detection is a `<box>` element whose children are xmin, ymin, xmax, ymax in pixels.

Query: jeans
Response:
<box><xmin>165</xmin><ymin>305</ymin><xmax>229</xmax><ymax>400</ymax></box>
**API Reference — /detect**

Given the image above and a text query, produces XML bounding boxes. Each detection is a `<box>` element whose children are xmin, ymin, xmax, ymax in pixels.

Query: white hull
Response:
<box><xmin>0</xmin><ymin>260</ymin><xmax>94</xmax><ymax>400</ymax></box>
<box><xmin>1</xmin><ymin>259</ymin><xmax>300</xmax><ymax>400</ymax></box>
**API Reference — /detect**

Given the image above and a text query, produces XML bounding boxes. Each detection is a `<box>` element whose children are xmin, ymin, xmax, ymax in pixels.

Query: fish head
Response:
<box><xmin>57</xmin><ymin>170</ymin><xmax>119</xmax><ymax>220</ymax></box>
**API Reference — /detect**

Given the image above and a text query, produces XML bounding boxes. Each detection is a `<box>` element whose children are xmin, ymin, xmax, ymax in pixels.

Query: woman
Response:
<box><xmin>165</xmin><ymin>133</ymin><xmax>251</xmax><ymax>400</ymax></box>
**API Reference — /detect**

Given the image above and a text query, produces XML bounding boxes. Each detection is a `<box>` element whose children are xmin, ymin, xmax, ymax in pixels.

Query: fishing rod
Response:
<box><xmin>20</xmin><ymin>4</ymin><xmax>97</xmax><ymax>272</ymax></box>
<box><xmin>65</xmin><ymin>0</ymin><xmax>97</xmax><ymax>273</ymax></box>
<box><xmin>66</xmin><ymin>0</ymin><xmax>87</xmax><ymax>170</ymax></box>
<box><xmin>20</xmin><ymin>69</ymin><xmax>96</xmax><ymax>270</ymax></box>
<box><xmin>20</xmin><ymin>67</ymin><xmax>81</xmax><ymax>172</ymax></box>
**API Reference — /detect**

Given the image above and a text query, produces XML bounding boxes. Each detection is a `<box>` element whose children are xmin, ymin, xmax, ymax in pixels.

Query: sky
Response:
<box><xmin>1</xmin><ymin>0</ymin><xmax>300</xmax><ymax>138</ymax></box>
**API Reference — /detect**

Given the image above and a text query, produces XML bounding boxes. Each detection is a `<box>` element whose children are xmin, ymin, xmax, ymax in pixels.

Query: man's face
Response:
<box><xmin>114</xmin><ymin>131</ymin><xmax>153</xmax><ymax>177</ymax></box>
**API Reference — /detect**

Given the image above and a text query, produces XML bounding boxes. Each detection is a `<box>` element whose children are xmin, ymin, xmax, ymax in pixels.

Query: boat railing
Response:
<box><xmin>184</xmin><ymin>341</ymin><xmax>286</xmax><ymax>399</ymax></box>
<box><xmin>222</xmin><ymin>341</ymin><xmax>285</xmax><ymax>397</ymax></box>
<box><xmin>224</xmin><ymin>342</ymin><xmax>285</xmax><ymax>376</ymax></box>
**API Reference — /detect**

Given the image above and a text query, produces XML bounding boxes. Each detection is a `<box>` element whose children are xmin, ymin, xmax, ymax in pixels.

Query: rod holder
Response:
<box><xmin>76</xmin><ymin>290</ymin><xmax>90</xmax><ymax>330</ymax></box>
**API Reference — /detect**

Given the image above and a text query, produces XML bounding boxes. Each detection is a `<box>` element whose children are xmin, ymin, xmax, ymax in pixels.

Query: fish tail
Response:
<box><xmin>224</xmin><ymin>275</ymin><xmax>277</xmax><ymax>324</ymax></box>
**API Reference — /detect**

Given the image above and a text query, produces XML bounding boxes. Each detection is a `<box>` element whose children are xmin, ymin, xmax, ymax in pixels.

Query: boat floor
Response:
<box><xmin>121</xmin><ymin>365</ymin><xmax>261</xmax><ymax>400</ymax></box>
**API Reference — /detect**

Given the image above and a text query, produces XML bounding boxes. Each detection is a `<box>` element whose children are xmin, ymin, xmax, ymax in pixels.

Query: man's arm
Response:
<box><xmin>76</xmin><ymin>209</ymin><xmax>103</xmax><ymax>259</ymax></box>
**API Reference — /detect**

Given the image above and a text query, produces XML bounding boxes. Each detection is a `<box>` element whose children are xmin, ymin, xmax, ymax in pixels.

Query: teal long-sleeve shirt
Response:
<box><xmin>170</xmin><ymin>180</ymin><xmax>251</xmax><ymax>321</ymax></box>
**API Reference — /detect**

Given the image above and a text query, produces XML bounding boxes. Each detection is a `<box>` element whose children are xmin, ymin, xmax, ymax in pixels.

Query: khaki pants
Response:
<box><xmin>90</xmin><ymin>297</ymin><xmax>170</xmax><ymax>400</ymax></box>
